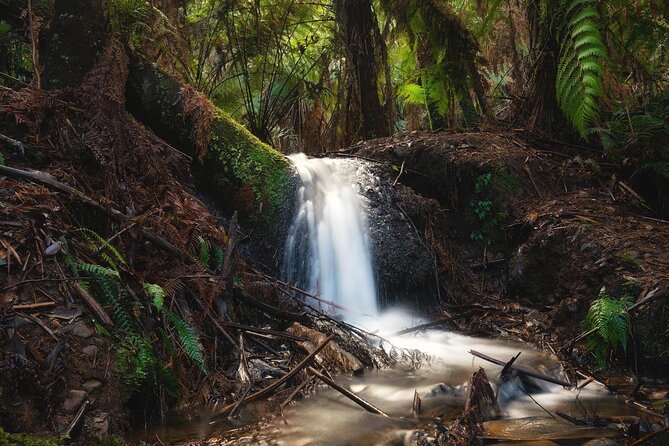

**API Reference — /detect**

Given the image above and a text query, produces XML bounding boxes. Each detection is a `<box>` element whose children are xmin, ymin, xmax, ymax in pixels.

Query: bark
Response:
<box><xmin>335</xmin><ymin>0</ymin><xmax>389</xmax><ymax>140</ymax></box>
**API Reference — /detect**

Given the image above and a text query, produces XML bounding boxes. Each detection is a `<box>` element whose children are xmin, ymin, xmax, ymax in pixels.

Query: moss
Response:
<box><xmin>0</xmin><ymin>428</ymin><xmax>65</xmax><ymax>446</ymax></box>
<box><xmin>203</xmin><ymin>110</ymin><xmax>295</xmax><ymax>232</ymax></box>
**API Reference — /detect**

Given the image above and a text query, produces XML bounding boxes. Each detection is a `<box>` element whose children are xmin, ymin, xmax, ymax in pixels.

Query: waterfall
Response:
<box><xmin>283</xmin><ymin>154</ymin><xmax>378</xmax><ymax>320</ymax></box>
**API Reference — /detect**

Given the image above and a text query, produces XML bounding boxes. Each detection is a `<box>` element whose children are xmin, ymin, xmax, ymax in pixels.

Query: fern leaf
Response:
<box><xmin>144</xmin><ymin>283</ymin><xmax>165</xmax><ymax>311</ymax></box>
<box><xmin>165</xmin><ymin>309</ymin><xmax>206</xmax><ymax>372</ymax></box>
<box><xmin>556</xmin><ymin>1</ymin><xmax>607</xmax><ymax>138</ymax></box>
<box><xmin>198</xmin><ymin>237</ymin><xmax>211</xmax><ymax>267</ymax></box>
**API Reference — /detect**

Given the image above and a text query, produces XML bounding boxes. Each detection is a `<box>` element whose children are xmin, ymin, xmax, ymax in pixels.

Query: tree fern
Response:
<box><xmin>585</xmin><ymin>287</ymin><xmax>633</xmax><ymax>367</ymax></box>
<box><xmin>144</xmin><ymin>283</ymin><xmax>165</xmax><ymax>311</ymax></box>
<box><xmin>211</xmin><ymin>245</ymin><xmax>225</xmax><ymax>271</ymax></box>
<box><xmin>78</xmin><ymin>262</ymin><xmax>120</xmax><ymax>279</ymax></box>
<box><xmin>556</xmin><ymin>0</ymin><xmax>608</xmax><ymax>138</ymax></box>
<box><xmin>73</xmin><ymin>227</ymin><xmax>127</xmax><ymax>269</ymax></box>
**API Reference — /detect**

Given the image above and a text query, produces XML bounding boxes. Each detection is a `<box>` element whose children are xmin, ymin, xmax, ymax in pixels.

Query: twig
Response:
<box><xmin>69</xmin><ymin>282</ymin><xmax>114</xmax><ymax>327</ymax></box>
<box><xmin>307</xmin><ymin>367</ymin><xmax>390</xmax><ymax>417</ymax></box>
<box><xmin>218</xmin><ymin>320</ymin><xmax>308</xmax><ymax>342</ymax></box>
<box><xmin>17</xmin><ymin>312</ymin><xmax>58</xmax><ymax>340</ymax></box>
<box><xmin>213</xmin><ymin>334</ymin><xmax>334</xmax><ymax>417</ymax></box>
<box><xmin>63</xmin><ymin>400</ymin><xmax>89</xmax><ymax>438</ymax></box>
<box><xmin>391</xmin><ymin>160</ymin><xmax>405</xmax><ymax>187</ymax></box>
<box><xmin>519</xmin><ymin>386</ymin><xmax>555</xmax><ymax>419</ymax></box>
<box><xmin>0</xmin><ymin>133</ymin><xmax>26</xmax><ymax>155</ymax></box>
<box><xmin>280</xmin><ymin>375</ymin><xmax>314</xmax><ymax>410</ymax></box>
<box><xmin>469</xmin><ymin>350</ymin><xmax>573</xmax><ymax>387</ymax></box>
<box><xmin>12</xmin><ymin>301</ymin><xmax>57</xmax><ymax>311</ymax></box>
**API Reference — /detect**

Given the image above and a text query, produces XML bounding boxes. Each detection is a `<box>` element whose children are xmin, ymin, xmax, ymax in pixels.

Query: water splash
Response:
<box><xmin>284</xmin><ymin>153</ymin><xmax>378</xmax><ymax>320</ymax></box>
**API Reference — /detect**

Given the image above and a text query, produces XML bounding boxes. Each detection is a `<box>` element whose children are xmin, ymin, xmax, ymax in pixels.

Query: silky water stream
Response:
<box><xmin>139</xmin><ymin>155</ymin><xmax>644</xmax><ymax>445</ymax></box>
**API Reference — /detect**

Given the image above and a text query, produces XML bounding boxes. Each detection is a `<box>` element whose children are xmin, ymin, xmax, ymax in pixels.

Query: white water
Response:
<box><xmin>284</xmin><ymin>154</ymin><xmax>378</xmax><ymax>320</ymax></box>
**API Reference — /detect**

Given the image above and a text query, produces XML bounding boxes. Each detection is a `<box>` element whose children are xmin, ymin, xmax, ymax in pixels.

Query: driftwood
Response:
<box><xmin>469</xmin><ymin>350</ymin><xmax>573</xmax><ymax>387</ymax></box>
<box><xmin>214</xmin><ymin>334</ymin><xmax>334</xmax><ymax>416</ymax></box>
<box><xmin>307</xmin><ymin>367</ymin><xmax>390</xmax><ymax>417</ymax></box>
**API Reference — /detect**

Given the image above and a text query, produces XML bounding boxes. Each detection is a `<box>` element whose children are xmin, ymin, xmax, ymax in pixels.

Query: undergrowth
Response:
<box><xmin>470</xmin><ymin>172</ymin><xmax>507</xmax><ymax>246</ymax></box>
<box><xmin>62</xmin><ymin>231</ymin><xmax>206</xmax><ymax>398</ymax></box>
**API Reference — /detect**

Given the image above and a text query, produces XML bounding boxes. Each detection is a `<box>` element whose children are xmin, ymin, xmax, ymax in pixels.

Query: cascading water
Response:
<box><xmin>283</xmin><ymin>153</ymin><xmax>378</xmax><ymax>320</ymax></box>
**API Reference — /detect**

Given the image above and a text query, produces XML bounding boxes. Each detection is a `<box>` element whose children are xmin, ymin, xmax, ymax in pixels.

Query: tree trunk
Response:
<box><xmin>334</xmin><ymin>0</ymin><xmax>389</xmax><ymax>140</ymax></box>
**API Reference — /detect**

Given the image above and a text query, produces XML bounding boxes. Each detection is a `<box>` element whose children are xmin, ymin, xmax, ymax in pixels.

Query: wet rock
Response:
<box><xmin>62</xmin><ymin>389</ymin><xmax>87</xmax><ymax>414</ymax></box>
<box><xmin>82</xmin><ymin>379</ymin><xmax>103</xmax><ymax>392</ymax></box>
<box><xmin>82</xmin><ymin>345</ymin><xmax>99</xmax><ymax>357</ymax></box>
<box><xmin>426</xmin><ymin>383</ymin><xmax>463</xmax><ymax>398</ymax></box>
<box><xmin>363</xmin><ymin>169</ymin><xmax>440</xmax><ymax>308</ymax></box>
<box><xmin>86</xmin><ymin>411</ymin><xmax>109</xmax><ymax>438</ymax></box>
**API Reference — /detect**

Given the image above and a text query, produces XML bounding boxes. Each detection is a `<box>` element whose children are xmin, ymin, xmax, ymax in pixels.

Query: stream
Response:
<box><xmin>139</xmin><ymin>156</ymin><xmax>649</xmax><ymax>445</ymax></box>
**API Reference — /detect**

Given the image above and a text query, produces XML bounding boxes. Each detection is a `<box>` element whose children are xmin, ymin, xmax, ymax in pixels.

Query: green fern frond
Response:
<box><xmin>198</xmin><ymin>237</ymin><xmax>211</xmax><ymax>267</ymax></box>
<box><xmin>211</xmin><ymin>245</ymin><xmax>225</xmax><ymax>271</ymax></box>
<box><xmin>73</xmin><ymin>228</ymin><xmax>126</xmax><ymax>267</ymax></box>
<box><xmin>585</xmin><ymin>287</ymin><xmax>632</xmax><ymax>367</ymax></box>
<box><xmin>398</xmin><ymin>83</ymin><xmax>426</xmax><ymax>105</ymax></box>
<box><xmin>144</xmin><ymin>283</ymin><xmax>165</xmax><ymax>311</ymax></box>
<box><xmin>164</xmin><ymin>309</ymin><xmax>206</xmax><ymax>372</ymax></box>
<box><xmin>556</xmin><ymin>0</ymin><xmax>607</xmax><ymax>138</ymax></box>
<box><xmin>78</xmin><ymin>262</ymin><xmax>120</xmax><ymax>279</ymax></box>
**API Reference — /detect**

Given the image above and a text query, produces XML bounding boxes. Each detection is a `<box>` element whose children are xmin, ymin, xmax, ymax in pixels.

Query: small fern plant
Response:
<box><xmin>556</xmin><ymin>0</ymin><xmax>608</xmax><ymax>138</ymax></box>
<box><xmin>145</xmin><ymin>283</ymin><xmax>206</xmax><ymax>372</ymax></box>
<box><xmin>585</xmin><ymin>287</ymin><xmax>633</xmax><ymax>367</ymax></box>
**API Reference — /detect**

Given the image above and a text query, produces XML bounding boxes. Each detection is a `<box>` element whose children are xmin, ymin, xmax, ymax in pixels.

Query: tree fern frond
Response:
<box><xmin>144</xmin><ymin>283</ymin><xmax>166</xmax><ymax>311</ymax></box>
<box><xmin>78</xmin><ymin>262</ymin><xmax>120</xmax><ymax>279</ymax></box>
<box><xmin>73</xmin><ymin>227</ymin><xmax>127</xmax><ymax>266</ymax></box>
<box><xmin>198</xmin><ymin>237</ymin><xmax>211</xmax><ymax>267</ymax></box>
<box><xmin>556</xmin><ymin>1</ymin><xmax>607</xmax><ymax>138</ymax></box>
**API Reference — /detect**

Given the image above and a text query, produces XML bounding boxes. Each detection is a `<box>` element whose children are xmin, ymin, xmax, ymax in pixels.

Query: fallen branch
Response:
<box><xmin>213</xmin><ymin>334</ymin><xmax>334</xmax><ymax>417</ymax></box>
<box><xmin>307</xmin><ymin>367</ymin><xmax>390</xmax><ymax>417</ymax></box>
<box><xmin>469</xmin><ymin>350</ymin><xmax>573</xmax><ymax>387</ymax></box>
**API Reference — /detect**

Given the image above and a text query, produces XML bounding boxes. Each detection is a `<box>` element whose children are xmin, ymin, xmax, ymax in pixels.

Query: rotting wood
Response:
<box><xmin>307</xmin><ymin>366</ymin><xmax>390</xmax><ymax>417</ymax></box>
<box><xmin>469</xmin><ymin>350</ymin><xmax>573</xmax><ymax>387</ymax></box>
<box><xmin>213</xmin><ymin>334</ymin><xmax>335</xmax><ymax>417</ymax></box>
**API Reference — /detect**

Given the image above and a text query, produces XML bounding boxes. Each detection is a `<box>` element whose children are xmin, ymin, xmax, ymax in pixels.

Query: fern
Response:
<box><xmin>556</xmin><ymin>0</ymin><xmax>608</xmax><ymax>138</ymax></box>
<box><xmin>73</xmin><ymin>228</ymin><xmax>126</xmax><ymax>268</ymax></box>
<box><xmin>165</xmin><ymin>308</ymin><xmax>206</xmax><ymax>372</ymax></box>
<box><xmin>211</xmin><ymin>245</ymin><xmax>225</xmax><ymax>271</ymax></box>
<box><xmin>77</xmin><ymin>262</ymin><xmax>120</xmax><ymax>279</ymax></box>
<box><xmin>144</xmin><ymin>283</ymin><xmax>165</xmax><ymax>311</ymax></box>
<box><xmin>197</xmin><ymin>236</ymin><xmax>211</xmax><ymax>267</ymax></box>
<box><xmin>585</xmin><ymin>287</ymin><xmax>633</xmax><ymax>367</ymax></box>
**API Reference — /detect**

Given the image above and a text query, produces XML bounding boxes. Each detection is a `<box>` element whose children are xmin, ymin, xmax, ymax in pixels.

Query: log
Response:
<box><xmin>469</xmin><ymin>349</ymin><xmax>573</xmax><ymax>387</ymax></box>
<box><xmin>125</xmin><ymin>61</ymin><xmax>297</xmax><ymax>236</ymax></box>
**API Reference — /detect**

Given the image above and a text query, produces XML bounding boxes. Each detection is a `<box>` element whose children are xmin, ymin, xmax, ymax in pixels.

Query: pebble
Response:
<box><xmin>69</xmin><ymin>321</ymin><xmax>94</xmax><ymax>339</ymax></box>
<box><xmin>62</xmin><ymin>389</ymin><xmax>87</xmax><ymax>414</ymax></box>
<box><xmin>82</xmin><ymin>345</ymin><xmax>99</xmax><ymax>357</ymax></box>
<box><xmin>82</xmin><ymin>379</ymin><xmax>103</xmax><ymax>392</ymax></box>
